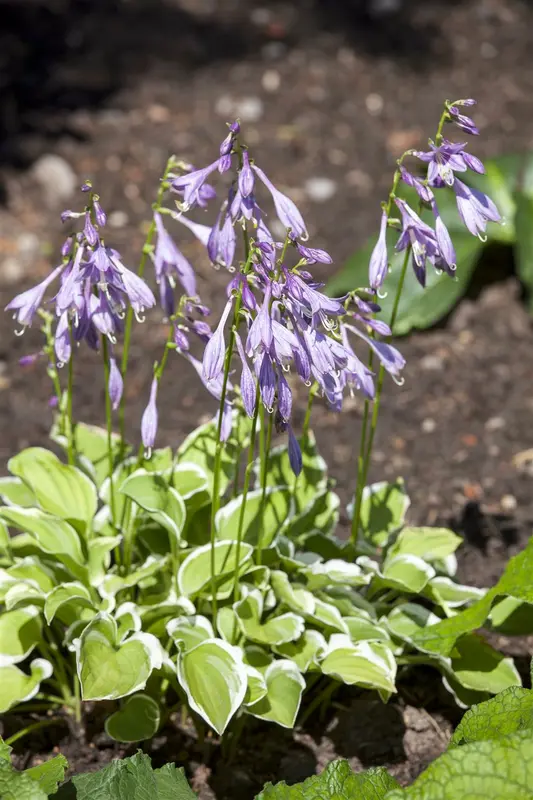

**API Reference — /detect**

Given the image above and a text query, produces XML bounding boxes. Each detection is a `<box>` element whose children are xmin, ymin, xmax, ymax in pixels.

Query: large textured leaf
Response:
<box><xmin>166</xmin><ymin>615</ymin><xmax>214</xmax><ymax>652</ymax></box>
<box><xmin>451</xmin><ymin>686</ymin><xmax>533</xmax><ymax>747</ymax></box>
<box><xmin>170</xmin><ymin>463</ymin><xmax>210</xmax><ymax>513</ymax></box>
<box><xmin>105</xmin><ymin>693</ymin><xmax>161</xmax><ymax>742</ymax></box>
<box><xmin>0</xmin><ymin>659</ymin><xmax>53</xmax><ymax>713</ymax></box>
<box><xmin>177</xmin><ymin>638</ymin><xmax>247</xmax><ymax>734</ymax></box>
<box><xmin>246</xmin><ymin>659</ymin><xmax>305</xmax><ymax>728</ymax></box>
<box><xmin>51</xmin><ymin>421</ymin><xmax>125</xmax><ymax>487</ymax></box>
<box><xmin>0</xmin><ymin>760</ymin><xmax>48</xmax><ymax>800</ymax></box>
<box><xmin>25</xmin><ymin>754</ymin><xmax>69</xmax><ymax>795</ymax></box>
<box><xmin>8</xmin><ymin>448</ymin><xmax>97</xmax><ymax>525</ymax></box>
<box><xmin>76</xmin><ymin>613</ymin><xmax>163</xmax><ymax>700</ymax></box>
<box><xmin>55</xmin><ymin>751</ymin><xmax>196</xmax><ymax>800</ymax></box>
<box><xmin>449</xmin><ymin>634</ymin><xmax>521</xmax><ymax>695</ymax></box>
<box><xmin>255</xmin><ymin>432</ymin><xmax>327</xmax><ymax>513</ymax></box>
<box><xmin>120</xmin><ymin>471</ymin><xmax>186</xmax><ymax>544</ymax></box>
<box><xmin>215</xmin><ymin>487</ymin><xmax>292</xmax><ymax>548</ymax></box>
<box><xmin>176</xmin><ymin>418</ymin><xmax>243</xmax><ymax>496</ymax></box>
<box><xmin>256</xmin><ymin>758</ymin><xmax>399</xmax><ymax>800</ymax></box>
<box><xmin>386</xmin><ymin>731</ymin><xmax>533</xmax><ymax>800</ymax></box>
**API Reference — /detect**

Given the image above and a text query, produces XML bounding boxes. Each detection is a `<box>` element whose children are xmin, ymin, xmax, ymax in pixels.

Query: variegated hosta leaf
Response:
<box><xmin>76</xmin><ymin>612</ymin><xmax>163</xmax><ymax>701</ymax></box>
<box><xmin>0</xmin><ymin>558</ymin><xmax>56</xmax><ymax>597</ymax></box>
<box><xmin>342</xmin><ymin>614</ymin><xmax>391</xmax><ymax>645</ymax></box>
<box><xmin>234</xmin><ymin>589</ymin><xmax>305</xmax><ymax>646</ymax></box>
<box><xmin>285</xmin><ymin>490</ymin><xmax>340</xmax><ymax>540</ymax></box>
<box><xmin>176</xmin><ymin>417</ymin><xmax>245</xmax><ymax>496</ymax></box>
<box><xmin>322</xmin><ymin>585</ymin><xmax>377</xmax><ymax>618</ymax></box>
<box><xmin>270</xmin><ymin>571</ymin><xmax>315</xmax><ymax>615</ymax></box>
<box><xmin>308</xmin><ymin>597</ymin><xmax>349</xmax><ymax>634</ymax></box>
<box><xmin>141</xmin><ymin>598</ymin><xmax>196</xmax><ymax>637</ymax></box>
<box><xmin>0</xmin><ymin>507</ymin><xmax>87</xmax><ymax>583</ymax></box>
<box><xmin>169</xmin><ymin>463</ymin><xmax>210</xmax><ymax>514</ymax></box>
<box><xmin>105</xmin><ymin>693</ymin><xmax>161</xmax><ymax>743</ymax></box>
<box><xmin>300</xmin><ymin>559</ymin><xmax>370</xmax><ymax>592</ymax></box>
<box><xmin>115</xmin><ymin>602</ymin><xmax>142</xmax><ymax>641</ymax></box>
<box><xmin>246</xmin><ymin>659</ymin><xmax>306</xmax><ymax>728</ymax></box>
<box><xmin>51</xmin><ymin>421</ymin><xmax>126</xmax><ymax>487</ymax></box>
<box><xmin>4</xmin><ymin>581</ymin><xmax>44</xmax><ymax>611</ymax></box>
<box><xmin>386</xmin><ymin>526</ymin><xmax>462</xmax><ymax>563</ymax></box>
<box><xmin>243</xmin><ymin>663</ymin><xmax>268</xmax><ymax>705</ymax></box>
<box><xmin>319</xmin><ymin>635</ymin><xmax>397</xmax><ymax>694</ymax></box>
<box><xmin>166</xmin><ymin>615</ymin><xmax>214</xmax><ymax>652</ymax></box>
<box><xmin>274</xmin><ymin>630</ymin><xmax>327</xmax><ymax>671</ymax></box>
<box><xmin>379</xmin><ymin>554</ymin><xmax>436</xmax><ymax>594</ymax></box>
<box><xmin>349</xmin><ymin>479</ymin><xmax>410</xmax><ymax>548</ymax></box>
<box><xmin>386</xmin><ymin>602</ymin><xmax>443</xmax><ymax>654</ymax></box>
<box><xmin>0</xmin><ymin>476</ymin><xmax>37</xmax><ymax>508</ymax></box>
<box><xmin>215</xmin><ymin>487</ymin><xmax>292</xmax><ymax>548</ymax></box>
<box><xmin>0</xmin><ymin>606</ymin><xmax>42</xmax><ymax>666</ymax></box>
<box><xmin>8</xmin><ymin>447</ymin><xmax>97</xmax><ymax>526</ymax></box>
<box><xmin>177</xmin><ymin>638</ymin><xmax>247</xmax><ymax>734</ymax></box>
<box><xmin>44</xmin><ymin>582</ymin><xmax>96</xmax><ymax>625</ymax></box>
<box><xmin>87</xmin><ymin>535</ymin><xmax>122</xmax><ymax>586</ymax></box>
<box><xmin>120</xmin><ymin>470</ymin><xmax>186</xmax><ymax>545</ymax></box>
<box><xmin>217</xmin><ymin>606</ymin><xmax>241</xmax><ymax>645</ymax></box>
<box><xmin>0</xmin><ymin>519</ymin><xmax>9</xmax><ymax>557</ymax></box>
<box><xmin>0</xmin><ymin>658</ymin><xmax>53</xmax><ymax>713</ymax></box>
<box><xmin>427</xmin><ymin>577</ymin><xmax>486</xmax><ymax>609</ymax></box>
<box><xmin>99</xmin><ymin>556</ymin><xmax>167</xmax><ymax>599</ymax></box>
<box><xmin>177</xmin><ymin>541</ymin><xmax>253</xmax><ymax>598</ymax></box>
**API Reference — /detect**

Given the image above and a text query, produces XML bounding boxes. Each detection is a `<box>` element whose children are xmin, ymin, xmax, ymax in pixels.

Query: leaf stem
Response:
<box><xmin>4</xmin><ymin>717</ymin><xmax>67</xmax><ymax>747</ymax></box>
<box><xmin>66</xmin><ymin>323</ymin><xmax>75</xmax><ymax>465</ymax></box>
<box><xmin>102</xmin><ymin>337</ymin><xmax>118</xmax><ymax>537</ymax></box>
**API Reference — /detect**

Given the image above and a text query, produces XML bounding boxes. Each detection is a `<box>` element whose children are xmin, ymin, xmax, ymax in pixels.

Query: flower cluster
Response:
<box><xmin>149</xmin><ymin>123</ymin><xmax>404</xmax><ymax>472</ymax></box>
<box><xmin>6</xmin><ymin>185</ymin><xmax>156</xmax><ymax>410</ymax></box>
<box><xmin>369</xmin><ymin>99</ymin><xmax>501</xmax><ymax>291</ymax></box>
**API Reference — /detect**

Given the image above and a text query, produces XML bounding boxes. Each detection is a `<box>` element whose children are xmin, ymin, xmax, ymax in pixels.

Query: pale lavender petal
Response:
<box><xmin>238</xmin><ymin>151</ymin><xmax>255</xmax><ymax>198</ymax></box>
<box><xmin>288</xmin><ymin>426</ymin><xmax>302</xmax><ymax>476</ymax></box>
<box><xmin>6</xmin><ymin>264</ymin><xmax>64</xmax><ymax>328</ymax></box>
<box><xmin>277</xmin><ymin>372</ymin><xmax>292</xmax><ymax>422</ymax></box>
<box><xmin>141</xmin><ymin>377</ymin><xmax>158</xmax><ymax>452</ymax></box>
<box><xmin>115</xmin><ymin>263</ymin><xmax>156</xmax><ymax>317</ymax></box>
<box><xmin>173</xmin><ymin>214</ymin><xmax>211</xmax><ymax>247</ymax></box>
<box><xmin>54</xmin><ymin>312</ymin><xmax>72</xmax><ymax>365</ymax></box>
<box><xmin>259</xmin><ymin>353</ymin><xmax>276</xmax><ymax>410</ymax></box>
<box><xmin>432</xmin><ymin>202</ymin><xmax>456</xmax><ymax>270</ymax></box>
<box><xmin>368</xmin><ymin>210</ymin><xmax>389</xmax><ymax>291</ymax></box>
<box><xmin>235</xmin><ymin>334</ymin><xmax>257</xmax><ymax>418</ymax></box>
<box><xmin>202</xmin><ymin>297</ymin><xmax>233</xmax><ymax>383</ymax></box>
<box><xmin>252</xmin><ymin>165</ymin><xmax>308</xmax><ymax>239</ymax></box>
<box><xmin>84</xmin><ymin>212</ymin><xmax>98</xmax><ymax>246</ymax></box>
<box><xmin>108</xmin><ymin>355</ymin><xmax>123</xmax><ymax>411</ymax></box>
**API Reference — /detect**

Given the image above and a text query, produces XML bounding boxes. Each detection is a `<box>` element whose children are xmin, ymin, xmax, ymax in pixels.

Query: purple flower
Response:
<box><xmin>93</xmin><ymin>197</ymin><xmax>107</xmax><ymax>227</ymax></box>
<box><xmin>395</xmin><ymin>198</ymin><xmax>440</xmax><ymax>286</ymax></box>
<box><xmin>202</xmin><ymin>297</ymin><xmax>234</xmax><ymax>384</ymax></box>
<box><xmin>295</xmin><ymin>241</ymin><xmax>332</xmax><ymax>265</ymax></box>
<box><xmin>108</xmin><ymin>355</ymin><xmax>123</xmax><ymax>411</ymax></box>
<box><xmin>141</xmin><ymin>377</ymin><xmax>159</xmax><ymax>454</ymax></box>
<box><xmin>453</xmin><ymin>178</ymin><xmax>501</xmax><ymax>240</ymax></box>
<box><xmin>6</xmin><ymin>265</ymin><xmax>64</xmax><ymax>330</ymax></box>
<box><xmin>432</xmin><ymin>201</ymin><xmax>456</xmax><ymax>272</ymax></box>
<box><xmin>287</xmin><ymin>426</ymin><xmax>302</xmax><ymax>475</ymax></box>
<box><xmin>220</xmin><ymin>121</ymin><xmax>240</xmax><ymax>156</ymax></box>
<box><xmin>368</xmin><ymin>210</ymin><xmax>389</xmax><ymax>291</ymax></box>
<box><xmin>239</xmin><ymin>151</ymin><xmax>255</xmax><ymax>198</ymax></box>
<box><xmin>277</xmin><ymin>371</ymin><xmax>292</xmax><ymax>422</ymax></box>
<box><xmin>258</xmin><ymin>353</ymin><xmax>276</xmax><ymax>411</ymax></box>
<box><xmin>346</xmin><ymin>323</ymin><xmax>405</xmax><ymax>380</ymax></box>
<box><xmin>54</xmin><ymin>312</ymin><xmax>72</xmax><ymax>366</ymax></box>
<box><xmin>252</xmin><ymin>165</ymin><xmax>308</xmax><ymax>240</ymax></box>
<box><xmin>413</xmin><ymin>140</ymin><xmax>468</xmax><ymax>187</ymax></box>
<box><xmin>173</xmin><ymin>214</ymin><xmax>211</xmax><ymax>247</ymax></box>
<box><xmin>154</xmin><ymin>212</ymin><xmax>197</xmax><ymax>298</ymax></box>
<box><xmin>110</xmin><ymin>255</ymin><xmax>156</xmax><ymax>320</ymax></box>
<box><xmin>235</xmin><ymin>333</ymin><xmax>257</xmax><ymax>417</ymax></box>
<box><xmin>173</xmin><ymin>324</ymin><xmax>190</xmax><ymax>352</ymax></box>
<box><xmin>171</xmin><ymin>160</ymin><xmax>220</xmax><ymax>211</ymax></box>
<box><xmin>246</xmin><ymin>284</ymin><xmax>273</xmax><ymax>355</ymax></box>
<box><xmin>449</xmin><ymin>105</ymin><xmax>479</xmax><ymax>136</ymax></box>
<box><xmin>399</xmin><ymin>166</ymin><xmax>434</xmax><ymax>203</ymax></box>
<box><xmin>185</xmin><ymin>354</ymin><xmax>233</xmax><ymax>441</ymax></box>
<box><xmin>90</xmin><ymin>292</ymin><xmax>121</xmax><ymax>342</ymax></box>
<box><xmin>83</xmin><ymin>212</ymin><xmax>98</xmax><ymax>246</ymax></box>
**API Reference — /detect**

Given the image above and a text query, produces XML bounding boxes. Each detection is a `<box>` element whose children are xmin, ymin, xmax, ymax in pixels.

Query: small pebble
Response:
<box><xmin>108</xmin><ymin>210</ymin><xmax>129</xmax><ymax>229</ymax></box>
<box><xmin>421</xmin><ymin>418</ymin><xmax>436</xmax><ymax>433</ymax></box>
<box><xmin>501</xmin><ymin>494</ymin><xmax>517</xmax><ymax>513</ymax></box>
<box><xmin>485</xmin><ymin>416</ymin><xmax>505</xmax><ymax>432</ymax></box>
<box><xmin>304</xmin><ymin>177</ymin><xmax>337</xmax><ymax>202</ymax></box>
<box><xmin>32</xmin><ymin>154</ymin><xmax>77</xmax><ymax>205</ymax></box>
<box><xmin>1</xmin><ymin>257</ymin><xmax>24</xmax><ymax>285</ymax></box>
<box><xmin>216</xmin><ymin>95</ymin><xmax>264</xmax><ymax>123</ymax></box>
<box><xmin>420</xmin><ymin>354</ymin><xmax>444</xmax><ymax>371</ymax></box>
<box><xmin>365</xmin><ymin>93</ymin><xmax>384</xmax><ymax>116</ymax></box>
<box><xmin>262</xmin><ymin>69</ymin><xmax>280</xmax><ymax>92</ymax></box>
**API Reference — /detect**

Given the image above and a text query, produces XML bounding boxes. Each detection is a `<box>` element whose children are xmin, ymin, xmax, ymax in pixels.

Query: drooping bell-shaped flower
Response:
<box><xmin>252</xmin><ymin>165</ymin><xmax>308</xmax><ymax>239</ymax></box>
<box><xmin>108</xmin><ymin>355</ymin><xmax>123</xmax><ymax>411</ymax></box>
<box><xmin>202</xmin><ymin>297</ymin><xmax>234</xmax><ymax>384</ymax></box>
<box><xmin>6</xmin><ymin>265</ymin><xmax>64</xmax><ymax>331</ymax></box>
<box><xmin>171</xmin><ymin>160</ymin><xmax>220</xmax><ymax>211</ymax></box>
<box><xmin>141</xmin><ymin>377</ymin><xmax>159</xmax><ymax>454</ymax></box>
<box><xmin>368</xmin><ymin>210</ymin><xmax>389</xmax><ymax>291</ymax></box>
<box><xmin>153</xmin><ymin>212</ymin><xmax>197</xmax><ymax>298</ymax></box>
<box><xmin>453</xmin><ymin>178</ymin><xmax>501</xmax><ymax>240</ymax></box>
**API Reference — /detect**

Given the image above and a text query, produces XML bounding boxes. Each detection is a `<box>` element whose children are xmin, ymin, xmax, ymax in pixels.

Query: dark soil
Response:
<box><xmin>2</xmin><ymin>0</ymin><xmax>533</xmax><ymax>794</ymax></box>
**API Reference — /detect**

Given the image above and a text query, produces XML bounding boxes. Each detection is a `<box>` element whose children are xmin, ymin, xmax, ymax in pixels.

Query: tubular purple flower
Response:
<box><xmin>347</xmin><ymin>324</ymin><xmax>406</xmax><ymax>380</ymax></box>
<box><xmin>258</xmin><ymin>353</ymin><xmax>276</xmax><ymax>411</ymax></box>
<box><xmin>154</xmin><ymin>212</ymin><xmax>197</xmax><ymax>297</ymax></box>
<box><xmin>108</xmin><ymin>355</ymin><xmax>123</xmax><ymax>411</ymax></box>
<box><xmin>6</xmin><ymin>264</ymin><xmax>64</xmax><ymax>330</ymax></box>
<box><xmin>413</xmin><ymin>141</ymin><xmax>467</xmax><ymax>187</ymax></box>
<box><xmin>399</xmin><ymin>167</ymin><xmax>434</xmax><ymax>203</ymax></box>
<box><xmin>239</xmin><ymin>151</ymin><xmax>255</xmax><ymax>198</ymax></box>
<box><xmin>61</xmin><ymin>237</ymin><xmax>73</xmax><ymax>258</ymax></box>
<box><xmin>90</xmin><ymin>293</ymin><xmax>120</xmax><ymax>342</ymax></box>
<box><xmin>453</xmin><ymin>178</ymin><xmax>501</xmax><ymax>240</ymax></box>
<box><xmin>235</xmin><ymin>334</ymin><xmax>257</xmax><ymax>418</ymax></box>
<box><xmin>173</xmin><ymin>325</ymin><xmax>190</xmax><ymax>352</ymax></box>
<box><xmin>218</xmin><ymin>214</ymin><xmax>236</xmax><ymax>268</ymax></box>
<box><xmin>288</xmin><ymin>426</ymin><xmax>302</xmax><ymax>476</ymax></box>
<box><xmin>368</xmin><ymin>210</ymin><xmax>389</xmax><ymax>291</ymax></box>
<box><xmin>252</xmin><ymin>165</ymin><xmax>308</xmax><ymax>240</ymax></box>
<box><xmin>55</xmin><ymin>245</ymin><xmax>85</xmax><ymax>314</ymax></box>
<box><xmin>432</xmin><ymin>201</ymin><xmax>456</xmax><ymax>271</ymax></box>
<box><xmin>83</xmin><ymin>212</ymin><xmax>98</xmax><ymax>246</ymax></box>
<box><xmin>141</xmin><ymin>378</ymin><xmax>159</xmax><ymax>454</ymax></box>
<box><xmin>93</xmin><ymin>198</ymin><xmax>107</xmax><ymax>227</ymax></box>
<box><xmin>112</xmin><ymin>259</ymin><xmax>156</xmax><ymax>320</ymax></box>
<box><xmin>202</xmin><ymin>297</ymin><xmax>234</xmax><ymax>384</ymax></box>
<box><xmin>462</xmin><ymin>152</ymin><xmax>485</xmax><ymax>174</ymax></box>
<box><xmin>54</xmin><ymin>312</ymin><xmax>72</xmax><ymax>366</ymax></box>
<box><xmin>191</xmin><ymin>319</ymin><xmax>212</xmax><ymax>343</ymax></box>
<box><xmin>277</xmin><ymin>371</ymin><xmax>292</xmax><ymax>422</ymax></box>
<box><xmin>296</xmin><ymin>243</ymin><xmax>333</xmax><ymax>264</ymax></box>
<box><xmin>171</xmin><ymin>160</ymin><xmax>220</xmax><ymax>211</ymax></box>
<box><xmin>173</xmin><ymin>213</ymin><xmax>211</xmax><ymax>247</ymax></box>
<box><xmin>218</xmin><ymin>154</ymin><xmax>232</xmax><ymax>173</ymax></box>
<box><xmin>449</xmin><ymin>105</ymin><xmax>479</xmax><ymax>135</ymax></box>
<box><xmin>246</xmin><ymin>284</ymin><xmax>273</xmax><ymax>355</ymax></box>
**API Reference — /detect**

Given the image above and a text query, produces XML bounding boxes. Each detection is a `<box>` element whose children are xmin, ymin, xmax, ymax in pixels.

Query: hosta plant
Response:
<box><xmin>1</xmin><ymin>97</ymin><xmax>524</xmax><ymax>748</ymax></box>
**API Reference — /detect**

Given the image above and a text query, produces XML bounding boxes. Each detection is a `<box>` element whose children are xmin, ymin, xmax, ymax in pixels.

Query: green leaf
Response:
<box><xmin>450</xmin><ymin>634</ymin><xmax>521</xmax><ymax>695</ymax></box>
<box><xmin>215</xmin><ymin>487</ymin><xmax>292</xmax><ymax>548</ymax></box>
<box><xmin>100</xmin><ymin>556</ymin><xmax>166</xmax><ymax>599</ymax></box>
<box><xmin>166</xmin><ymin>615</ymin><xmax>214</xmax><ymax>652</ymax></box>
<box><xmin>256</xmin><ymin>758</ymin><xmax>399</xmax><ymax>800</ymax></box>
<box><xmin>8</xmin><ymin>448</ymin><xmax>97</xmax><ymax>525</ymax></box>
<box><xmin>120</xmin><ymin>471</ymin><xmax>186</xmax><ymax>544</ymax></box>
<box><xmin>426</xmin><ymin>577</ymin><xmax>485</xmax><ymax>609</ymax></box>
<box><xmin>514</xmin><ymin>191</ymin><xmax>533</xmax><ymax>309</ymax></box>
<box><xmin>105</xmin><ymin>693</ymin><xmax>161</xmax><ymax>742</ymax></box>
<box><xmin>177</xmin><ymin>541</ymin><xmax>253</xmax><ymax>598</ymax></box>
<box><xmin>76</xmin><ymin>612</ymin><xmax>163</xmax><ymax>700</ymax></box>
<box><xmin>170</xmin><ymin>463</ymin><xmax>210</xmax><ymax>513</ymax></box>
<box><xmin>451</xmin><ymin>686</ymin><xmax>533</xmax><ymax>747</ymax></box>
<box><xmin>87</xmin><ymin>535</ymin><xmax>122</xmax><ymax>586</ymax></box>
<box><xmin>285</xmin><ymin>490</ymin><xmax>340</xmax><ymax>540</ymax></box>
<box><xmin>234</xmin><ymin>589</ymin><xmax>305</xmax><ymax>646</ymax></box>
<box><xmin>0</xmin><ymin>477</ymin><xmax>37</xmax><ymax>508</ymax></box>
<box><xmin>343</xmin><ymin>613</ymin><xmax>391</xmax><ymax>644</ymax></box>
<box><xmin>319</xmin><ymin>635</ymin><xmax>396</xmax><ymax>693</ymax></box>
<box><xmin>0</xmin><ymin>659</ymin><xmax>53</xmax><ymax>713</ymax></box>
<box><xmin>352</xmin><ymin>480</ymin><xmax>410</xmax><ymax>548</ymax></box>
<box><xmin>56</xmin><ymin>751</ymin><xmax>196</xmax><ymax>800</ymax></box>
<box><xmin>387</xmin><ymin>527</ymin><xmax>462</xmax><ymax>562</ymax></box>
<box><xmin>177</xmin><ymin>638</ymin><xmax>247</xmax><ymax>734</ymax></box>
<box><xmin>44</xmin><ymin>582</ymin><xmax>95</xmax><ymax>625</ymax></box>
<box><xmin>301</xmin><ymin>559</ymin><xmax>369</xmax><ymax>592</ymax></box>
<box><xmin>489</xmin><ymin>597</ymin><xmax>533</xmax><ymax>635</ymax></box>
<box><xmin>380</xmin><ymin>554</ymin><xmax>436</xmax><ymax>593</ymax></box>
<box><xmin>0</xmin><ymin>736</ymin><xmax>12</xmax><ymax>761</ymax></box>
<box><xmin>274</xmin><ymin>630</ymin><xmax>327</xmax><ymax>671</ymax></box>
<box><xmin>411</xmin><ymin>534</ymin><xmax>533</xmax><ymax>656</ymax></box>
<box><xmin>255</xmin><ymin>432</ymin><xmax>327</xmax><ymax>513</ymax></box>
<box><xmin>176</xmin><ymin>418</ymin><xmax>240</xmax><ymax>496</ymax></box>
<box><xmin>386</xmin><ymin>731</ymin><xmax>533</xmax><ymax>800</ymax></box>
<box><xmin>52</xmin><ymin>422</ymin><xmax>126</xmax><ymax>487</ymax></box>
<box><xmin>0</xmin><ymin>760</ymin><xmax>48</xmax><ymax>800</ymax></box>
<box><xmin>0</xmin><ymin>507</ymin><xmax>86</xmax><ymax>582</ymax></box>
<box><xmin>246</xmin><ymin>659</ymin><xmax>305</xmax><ymax>728</ymax></box>
<box><xmin>25</xmin><ymin>754</ymin><xmax>68</xmax><ymax>794</ymax></box>
<box><xmin>0</xmin><ymin>607</ymin><xmax>42</xmax><ymax>665</ymax></box>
